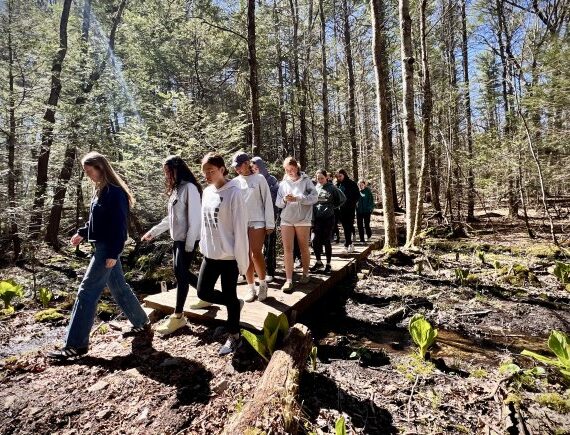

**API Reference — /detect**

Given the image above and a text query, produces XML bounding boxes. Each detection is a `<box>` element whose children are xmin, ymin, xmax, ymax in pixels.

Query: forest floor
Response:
<box><xmin>1</xmin><ymin>212</ymin><xmax>570</xmax><ymax>434</ymax></box>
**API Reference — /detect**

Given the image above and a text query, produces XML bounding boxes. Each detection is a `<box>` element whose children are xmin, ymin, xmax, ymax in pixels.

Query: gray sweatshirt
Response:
<box><xmin>276</xmin><ymin>172</ymin><xmax>318</xmax><ymax>225</ymax></box>
<box><xmin>234</xmin><ymin>173</ymin><xmax>275</xmax><ymax>228</ymax></box>
<box><xmin>148</xmin><ymin>181</ymin><xmax>201</xmax><ymax>252</ymax></box>
<box><xmin>199</xmin><ymin>178</ymin><xmax>250</xmax><ymax>275</ymax></box>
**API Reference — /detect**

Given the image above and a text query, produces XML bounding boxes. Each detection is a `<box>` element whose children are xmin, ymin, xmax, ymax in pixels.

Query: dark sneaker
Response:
<box><xmin>310</xmin><ymin>262</ymin><xmax>324</xmax><ymax>272</ymax></box>
<box><xmin>122</xmin><ymin>322</ymin><xmax>152</xmax><ymax>338</ymax></box>
<box><xmin>323</xmin><ymin>264</ymin><xmax>332</xmax><ymax>274</ymax></box>
<box><xmin>219</xmin><ymin>334</ymin><xmax>240</xmax><ymax>356</ymax></box>
<box><xmin>47</xmin><ymin>346</ymin><xmax>88</xmax><ymax>360</ymax></box>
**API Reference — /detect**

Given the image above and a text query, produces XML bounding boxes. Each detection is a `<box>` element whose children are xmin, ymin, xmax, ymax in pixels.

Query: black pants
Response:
<box><xmin>173</xmin><ymin>241</ymin><xmax>198</xmax><ymax>313</ymax></box>
<box><xmin>356</xmin><ymin>212</ymin><xmax>372</xmax><ymax>242</ymax></box>
<box><xmin>264</xmin><ymin>230</ymin><xmax>277</xmax><ymax>276</ymax></box>
<box><xmin>340</xmin><ymin>207</ymin><xmax>356</xmax><ymax>247</ymax></box>
<box><xmin>196</xmin><ymin>257</ymin><xmax>240</xmax><ymax>334</ymax></box>
<box><xmin>313</xmin><ymin>216</ymin><xmax>335</xmax><ymax>263</ymax></box>
<box><xmin>332</xmin><ymin>209</ymin><xmax>341</xmax><ymax>242</ymax></box>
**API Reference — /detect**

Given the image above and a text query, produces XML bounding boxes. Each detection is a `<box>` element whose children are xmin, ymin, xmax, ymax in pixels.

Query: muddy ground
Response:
<box><xmin>1</xmin><ymin>214</ymin><xmax>570</xmax><ymax>434</ymax></box>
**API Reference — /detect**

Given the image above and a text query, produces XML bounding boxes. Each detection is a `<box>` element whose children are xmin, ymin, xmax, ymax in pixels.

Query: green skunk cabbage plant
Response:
<box><xmin>310</xmin><ymin>346</ymin><xmax>318</xmax><ymax>371</ymax></box>
<box><xmin>454</xmin><ymin>268</ymin><xmax>470</xmax><ymax>285</ymax></box>
<box><xmin>521</xmin><ymin>330</ymin><xmax>570</xmax><ymax>380</ymax></box>
<box><xmin>409</xmin><ymin>314</ymin><xmax>438</xmax><ymax>360</ymax></box>
<box><xmin>551</xmin><ymin>262</ymin><xmax>570</xmax><ymax>286</ymax></box>
<box><xmin>241</xmin><ymin>313</ymin><xmax>289</xmax><ymax>362</ymax></box>
<box><xmin>38</xmin><ymin>287</ymin><xmax>53</xmax><ymax>308</ymax></box>
<box><xmin>335</xmin><ymin>415</ymin><xmax>346</xmax><ymax>435</ymax></box>
<box><xmin>0</xmin><ymin>280</ymin><xmax>24</xmax><ymax>309</ymax></box>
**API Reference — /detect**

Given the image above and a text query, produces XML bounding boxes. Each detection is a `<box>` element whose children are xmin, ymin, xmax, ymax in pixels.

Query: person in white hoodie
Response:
<box><xmin>276</xmin><ymin>156</ymin><xmax>318</xmax><ymax>293</ymax></box>
<box><xmin>232</xmin><ymin>152</ymin><xmax>275</xmax><ymax>303</ymax></box>
<box><xmin>142</xmin><ymin>156</ymin><xmax>204</xmax><ymax>336</ymax></box>
<box><xmin>197</xmin><ymin>152</ymin><xmax>249</xmax><ymax>355</ymax></box>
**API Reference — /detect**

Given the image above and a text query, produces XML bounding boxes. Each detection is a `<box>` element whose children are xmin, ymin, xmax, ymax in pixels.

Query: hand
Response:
<box><xmin>141</xmin><ymin>232</ymin><xmax>154</xmax><ymax>242</ymax></box>
<box><xmin>266</xmin><ymin>228</ymin><xmax>274</xmax><ymax>235</ymax></box>
<box><xmin>105</xmin><ymin>258</ymin><xmax>117</xmax><ymax>269</ymax></box>
<box><xmin>70</xmin><ymin>234</ymin><xmax>83</xmax><ymax>246</ymax></box>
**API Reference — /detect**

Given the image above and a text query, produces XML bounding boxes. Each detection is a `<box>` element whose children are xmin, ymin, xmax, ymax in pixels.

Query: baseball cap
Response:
<box><xmin>232</xmin><ymin>152</ymin><xmax>250</xmax><ymax>168</ymax></box>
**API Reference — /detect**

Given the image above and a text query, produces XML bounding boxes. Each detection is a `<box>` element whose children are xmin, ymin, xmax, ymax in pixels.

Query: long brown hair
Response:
<box><xmin>81</xmin><ymin>151</ymin><xmax>135</xmax><ymax>208</ymax></box>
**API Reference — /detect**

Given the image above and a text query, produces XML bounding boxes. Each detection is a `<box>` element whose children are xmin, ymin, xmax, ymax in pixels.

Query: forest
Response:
<box><xmin>0</xmin><ymin>0</ymin><xmax>569</xmax><ymax>434</ymax></box>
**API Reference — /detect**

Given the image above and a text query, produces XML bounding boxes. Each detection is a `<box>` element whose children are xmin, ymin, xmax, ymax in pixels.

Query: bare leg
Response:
<box><xmin>246</xmin><ymin>227</ymin><xmax>267</xmax><ymax>284</ymax></box>
<box><xmin>281</xmin><ymin>226</ymin><xmax>295</xmax><ymax>281</ymax></box>
<box><xmin>294</xmin><ymin>226</ymin><xmax>311</xmax><ymax>276</ymax></box>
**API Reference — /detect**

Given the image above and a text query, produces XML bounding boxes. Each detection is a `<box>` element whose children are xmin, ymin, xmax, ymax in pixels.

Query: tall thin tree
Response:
<box><xmin>248</xmin><ymin>0</ymin><xmax>262</xmax><ymax>156</ymax></box>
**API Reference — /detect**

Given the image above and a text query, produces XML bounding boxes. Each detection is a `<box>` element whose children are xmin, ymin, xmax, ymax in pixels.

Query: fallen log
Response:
<box><xmin>223</xmin><ymin>323</ymin><xmax>313</xmax><ymax>434</ymax></box>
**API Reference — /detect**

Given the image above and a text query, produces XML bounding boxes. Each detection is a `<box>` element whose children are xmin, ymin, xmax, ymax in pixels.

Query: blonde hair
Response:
<box><xmin>282</xmin><ymin>156</ymin><xmax>301</xmax><ymax>177</ymax></box>
<box><xmin>81</xmin><ymin>151</ymin><xmax>135</xmax><ymax>208</ymax></box>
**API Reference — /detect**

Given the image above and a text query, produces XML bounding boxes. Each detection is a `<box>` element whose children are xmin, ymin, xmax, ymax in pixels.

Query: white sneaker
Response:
<box><xmin>265</xmin><ymin>275</ymin><xmax>274</xmax><ymax>283</ymax></box>
<box><xmin>348</xmin><ymin>244</ymin><xmax>354</xmax><ymax>253</ymax></box>
<box><xmin>343</xmin><ymin>247</ymin><xmax>349</xmax><ymax>254</ymax></box>
<box><xmin>237</xmin><ymin>275</ymin><xmax>246</xmax><ymax>284</ymax></box>
<box><xmin>258</xmin><ymin>281</ymin><xmax>268</xmax><ymax>301</ymax></box>
<box><xmin>244</xmin><ymin>286</ymin><xmax>256</xmax><ymax>302</ymax></box>
<box><xmin>155</xmin><ymin>314</ymin><xmax>187</xmax><ymax>336</ymax></box>
<box><xmin>189</xmin><ymin>299</ymin><xmax>212</xmax><ymax>309</ymax></box>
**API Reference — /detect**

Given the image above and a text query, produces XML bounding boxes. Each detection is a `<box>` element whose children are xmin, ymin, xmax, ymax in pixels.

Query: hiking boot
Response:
<box><xmin>244</xmin><ymin>286</ymin><xmax>256</xmax><ymax>302</ymax></box>
<box><xmin>310</xmin><ymin>262</ymin><xmax>323</xmax><ymax>272</ymax></box>
<box><xmin>47</xmin><ymin>346</ymin><xmax>88</xmax><ymax>361</ymax></box>
<box><xmin>189</xmin><ymin>299</ymin><xmax>213</xmax><ymax>309</ymax></box>
<box><xmin>323</xmin><ymin>264</ymin><xmax>332</xmax><ymax>274</ymax></box>
<box><xmin>219</xmin><ymin>334</ymin><xmax>240</xmax><ymax>356</ymax></box>
<box><xmin>281</xmin><ymin>281</ymin><xmax>294</xmax><ymax>294</ymax></box>
<box><xmin>258</xmin><ymin>281</ymin><xmax>268</xmax><ymax>302</ymax></box>
<box><xmin>155</xmin><ymin>314</ymin><xmax>187</xmax><ymax>336</ymax></box>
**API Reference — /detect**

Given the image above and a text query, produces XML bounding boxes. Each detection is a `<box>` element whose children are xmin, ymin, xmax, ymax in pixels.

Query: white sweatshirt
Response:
<box><xmin>276</xmin><ymin>172</ymin><xmax>319</xmax><ymax>225</ymax></box>
<box><xmin>234</xmin><ymin>173</ymin><xmax>275</xmax><ymax>228</ymax></box>
<box><xmin>148</xmin><ymin>181</ymin><xmax>201</xmax><ymax>252</ymax></box>
<box><xmin>199</xmin><ymin>178</ymin><xmax>250</xmax><ymax>274</ymax></box>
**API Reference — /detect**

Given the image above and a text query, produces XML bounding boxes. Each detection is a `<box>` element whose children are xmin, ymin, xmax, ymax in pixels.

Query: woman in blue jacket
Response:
<box><xmin>48</xmin><ymin>152</ymin><xmax>149</xmax><ymax>360</ymax></box>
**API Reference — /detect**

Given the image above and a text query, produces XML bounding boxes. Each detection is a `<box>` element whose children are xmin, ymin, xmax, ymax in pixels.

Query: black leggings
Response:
<box><xmin>196</xmin><ymin>257</ymin><xmax>240</xmax><ymax>334</ymax></box>
<box><xmin>356</xmin><ymin>212</ymin><xmax>372</xmax><ymax>242</ymax></box>
<box><xmin>340</xmin><ymin>207</ymin><xmax>356</xmax><ymax>247</ymax></box>
<box><xmin>264</xmin><ymin>230</ymin><xmax>277</xmax><ymax>276</ymax></box>
<box><xmin>313</xmin><ymin>216</ymin><xmax>335</xmax><ymax>263</ymax></box>
<box><xmin>173</xmin><ymin>241</ymin><xmax>198</xmax><ymax>313</ymax></box>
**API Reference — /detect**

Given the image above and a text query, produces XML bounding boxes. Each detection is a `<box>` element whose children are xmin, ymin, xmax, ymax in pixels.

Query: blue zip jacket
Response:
<box><xmin>77</xmin><ymin>184</ymin><xmax>129</xmax><ymax>259</ymax></box>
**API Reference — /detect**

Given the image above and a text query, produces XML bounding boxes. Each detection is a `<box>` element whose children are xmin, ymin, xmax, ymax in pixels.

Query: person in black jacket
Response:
<box><xmin>335</xmin><ymin>168</ymin><xmax>360</xmax><ymax>253</ymax></box>
<box><xmin>48</xmin><ymin>152</ymin><xmax>150</xmax><ymax>360</ymax></box>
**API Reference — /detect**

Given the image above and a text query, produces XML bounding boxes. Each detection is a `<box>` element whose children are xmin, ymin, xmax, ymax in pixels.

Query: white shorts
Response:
<box><xmin>248</xmin><ymin>221</ymin><xmax>266</xmax><ymax>229</ymax></box>
<box><xmin>280</xmin><ymin>221</ymin><xmax>312</xmax><ymax>228</ymax></box>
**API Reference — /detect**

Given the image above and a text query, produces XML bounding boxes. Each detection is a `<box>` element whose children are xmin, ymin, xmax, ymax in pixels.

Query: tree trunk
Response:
<box><xmin>371</xmin><ymin>0</ymin><xmax>397</xmax><ymax>248</ymax></box>
<box><xmin>223</xmin><ymin>324</ymin><xmax>313</xmax><ymax>434</ymax></box>
<box><xmin>319</xmin><ymin>0</ymin><xmax>330</xmax><ymax>171</ymax></box>
<box><xmin>273</xmin><ymin>0</ymin><xmax>288</xmax><ymax>159</ymax></box>
<box><xmin>461</xmin><ymin>0</ymin><xmax>475</xmax><ymax>222</ymax></box>
<box><xmin>45</xmin><ymin>0</ymin><xmax>127</xmax><ymax>247</ymax></box>
<box><xmin>412</xmin><ymin>0</ymin><xmax>432</xmax><ymax>243</ymax></box>
<box><xmin>399</xmin><ymin>0</ymin><xmax>417</xmax><ymax>245</ymax></box>
<box><xmin>385</xmin><ymin>81</ymin><xmax>400</xmax><ymax>211</ymax></box>
<box><xmin>300</xmin><ymin>0</ymin><xmax>315</xmax><ymax>169</ymax></box>
<box><xmin>6</xmin><ymin>0</ymin><xmax>21</xmax><ymax>260</ymax></box>
<box><xmin>247</xmin><ymin>0</ymin><xmax>262</xmax><ymax>156</ymax></box>
<box><xmin>341</xmin><ymin>0</ymin><xmax>358</xmax><ymax>179</ymax></box>
<box><xmin>29</xmin><ymin>0</ymin><xmax>73</xmax><ymax>237</ymax></box>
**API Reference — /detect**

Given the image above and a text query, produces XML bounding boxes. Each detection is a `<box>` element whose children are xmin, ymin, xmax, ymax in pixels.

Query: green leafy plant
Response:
<box><xmin>476</xmin><ymin>250</ymin><xmax>486</xmax><ymax>265</ymax></box>
<box><xmin>335</xmin><ymin>415</ymin><xmax>346</xmax><ymax>435</ymax></box>
<box><xmin>493</xmin><ymin>260</ymin><xmax>502</xmax><ymax>270</ymax></box>
<box><xmin>241</xmin><ymin>313</ymin><xmax>289</xmax><ymax>362</ymax></box>
<box><xmin>0</xmin><ymin>280</ymin><xmax>24</xmax><ymax>309</ymax></box>
<box><xmin>454</xmin><ymin>268</ymin><xmax>470</xmax><ymax>285</ymax></box>
<box><xmin>38</xmin><ymin>287</ymin><xmax>53</xmax><ymax>308</ymax></box>
<box><xmin>310</xmin><ymin>346</ymin><xmax>318</xmax><ymax>371</ymax></box>
<box><xmin>521</xmin><ymin>330</ymin><xmax>570</xmax><ymax>380</ymax></box>
<box><xmin>408</xmin><ymin>314</ymin><xmax>438</xmax><ymax>360</ymax></box>
<box><xmin>551</xmin><ymin>262</ymin><xmax>570</xmax><ymax>287</ymax></box>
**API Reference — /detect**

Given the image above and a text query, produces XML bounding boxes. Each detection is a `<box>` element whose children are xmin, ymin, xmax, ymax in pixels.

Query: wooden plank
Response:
<box><xmin>143</xmin><ymin>233</ymin><xmax>382</xmax><ymax>331</ymax></box>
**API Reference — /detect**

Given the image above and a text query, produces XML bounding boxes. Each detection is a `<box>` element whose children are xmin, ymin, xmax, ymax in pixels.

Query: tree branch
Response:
<box><xmin>187</xmin><ymin>16</ymin><xmax>247</xmax><ymax>42</ymax></box>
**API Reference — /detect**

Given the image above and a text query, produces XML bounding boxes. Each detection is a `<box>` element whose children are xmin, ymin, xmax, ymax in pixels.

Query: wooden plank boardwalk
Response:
<box><xmin>144</xmin><ymin>233</ymin><xmax>382</xmax><ymax>331</ymax></box>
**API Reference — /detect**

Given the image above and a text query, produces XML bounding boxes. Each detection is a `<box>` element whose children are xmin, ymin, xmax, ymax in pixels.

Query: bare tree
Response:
<box><xmin>248</xmin><ymin>0</ymin><xmax>262</xmax><ymax>156</ymax></box>
<box><xmin>319</xmin><ymin>0</ymin><xmax>330</xmax><ymax>171</ymax></box>
<box><xmin>371</xmin><ymin>0</ymin><xmax>397</xmax><ymax>248</ymax></box>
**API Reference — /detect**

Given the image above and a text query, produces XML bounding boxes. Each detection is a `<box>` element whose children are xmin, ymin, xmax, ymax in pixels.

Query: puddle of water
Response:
<box><xmin>0</xmin><ymin>324</ymin><xmax>66</xmax><ymax>359</ymax></box>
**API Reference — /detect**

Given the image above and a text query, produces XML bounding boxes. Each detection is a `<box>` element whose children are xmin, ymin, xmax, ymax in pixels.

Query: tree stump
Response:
<box><xmin>223</xmin><ymin>323</ymin><xmax>313</xmax><ymax>434</ymax></box>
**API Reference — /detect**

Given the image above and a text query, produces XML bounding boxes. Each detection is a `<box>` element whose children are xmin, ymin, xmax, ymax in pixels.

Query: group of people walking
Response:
<box><xmin>49</xmin><ymin>151</ymin><xmax>374</xmax><ymax>360</ymax></box>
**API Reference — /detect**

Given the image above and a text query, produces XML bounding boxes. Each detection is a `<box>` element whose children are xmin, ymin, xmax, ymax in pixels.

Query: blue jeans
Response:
<box><xmin>65</xmin><ymin>242</ymin><xmax>149</xmax><ymax>349</ymax></box>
